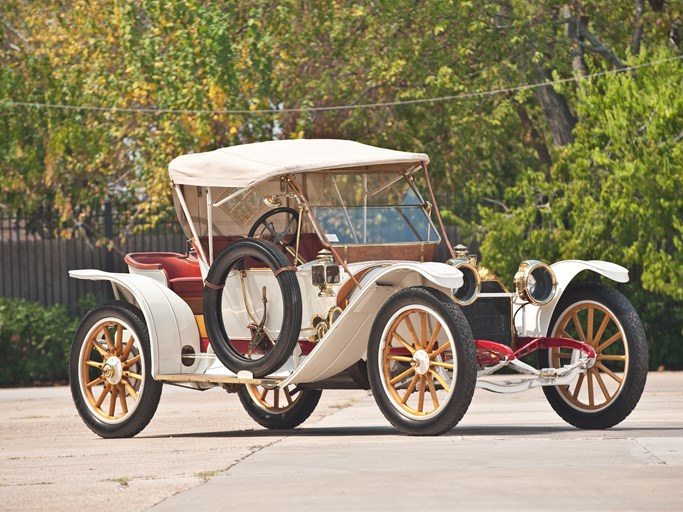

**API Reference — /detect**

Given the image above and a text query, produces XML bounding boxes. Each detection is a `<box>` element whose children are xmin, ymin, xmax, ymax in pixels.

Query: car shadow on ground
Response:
<box><xmin>139</xmin><ymin>425</ymin><xmax>683</xmax><ymax>439</ymax></box>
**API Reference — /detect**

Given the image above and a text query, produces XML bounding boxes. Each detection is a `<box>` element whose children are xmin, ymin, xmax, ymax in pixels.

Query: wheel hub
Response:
<box><xmin>102</xmin><ymin>356</ymin><xmax>123</xmax><ymax>385</ymax></box>
<box><xmin>411</xmin><ymin>349</ymin><xmax>431</xmax><ymax>375</ymax></box>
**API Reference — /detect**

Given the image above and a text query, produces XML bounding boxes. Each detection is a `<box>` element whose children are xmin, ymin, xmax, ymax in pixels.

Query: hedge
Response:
<box><xmin>0</xmin><ymin>298</ymin><xmax>79</xmax><ymax>386</ymax></box>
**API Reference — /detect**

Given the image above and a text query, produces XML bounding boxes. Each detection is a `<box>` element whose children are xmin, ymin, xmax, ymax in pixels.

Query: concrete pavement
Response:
<box><xmin>1</xmin><ymin>372</ymin><xmax>682</xmax><ymax>511</ymax></box>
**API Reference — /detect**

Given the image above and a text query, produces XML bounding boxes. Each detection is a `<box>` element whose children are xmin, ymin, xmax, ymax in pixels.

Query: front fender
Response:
<box><xmin>517</xmin><ymin>259</ymin><xmax>629</xmax><ymax>336</ymax></box>
<box><xmin>281</xmin><ymin>261</ymin><xmax>462</xmax><ymax>386</ymax></box>
<box><xmin>69</xmin><ymin>269</ymin><xmax>200</xmax><ymax>376</ymax></box>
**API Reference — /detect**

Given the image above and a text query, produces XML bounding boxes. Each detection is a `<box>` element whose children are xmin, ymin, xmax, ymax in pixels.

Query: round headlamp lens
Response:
<box><xmin>528</xmin><ymin>265</ymin><xmax>555</xmax><ymax>304</ymax></box>
<box><xmin>449</xmin><ymin>261</ymin><xmax>480</xmax><ymax>306</ymax></box>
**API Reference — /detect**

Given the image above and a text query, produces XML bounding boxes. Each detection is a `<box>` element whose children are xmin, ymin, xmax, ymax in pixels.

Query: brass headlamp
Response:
<box><xmin>447</xmin><ymin>244</ymin><xmax>480</xmax><ymax>306</ymax></box>
<box><xmin>513</xmin><ymin>260</ymin><xmax>557</xmax><ymax>305</ymax></box>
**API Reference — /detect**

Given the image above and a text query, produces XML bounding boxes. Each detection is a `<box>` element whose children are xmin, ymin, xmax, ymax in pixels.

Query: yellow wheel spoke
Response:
<box><xmin>118</xmin><ymin>384</ymin><xmax>128</xmax><ymax>415</ymax></box>
<box><xmin>425</xmin><ymin>323</ymin><xmax>442</xmax><ymax>351</ymax></box>
<box><xmin>123</xmin><ymin>370</ymin><xmax>142</xmax><ymax>381</ymax></box>
<box><xmin>558</xmin><ymin>351</ymin><xmax>573</xmax><ymax>359</ymax></box>
<box><xmin>430</xmin><ymin>360</ymin><xmax>454</xmax><ymax>370</ymax></box>
<box><xmin>122</xmin><ymin>354</ymin><xmax>141</xmax><ymax>368</ymax></box>
<box><xmin>429</xmin><ymin>343</ymin><xmax>451</xmax><ymax>360</ymax></box>
<box><xmin>90</xmin><ymin>342</ymin><xmax>107</xmax><ymax>358</ymax></box>
<box><xmin>596</xmin><ymin>332</ymin><xmax>622</xmax><ymax>353</ymax></box>
<box><xmin>121</xmin><ymin>335</ymin><xmax>136</xmax><ymax>360</ymax></box>
<box><xmin>420</xmin><ymin>312</ymin><xmax>428</xmax><ymax>350</ymax></box>
<box><xmin>427</xmin><ymin>376</ymin><xmax>439</xmax><ymax>410</ymax></box>
<box><xmin>592</xmin><ymin>314</ymin><xmax>611</xmax><ymax>348</ymax></box>
<box><xmin>115</xmin><ymin>324</ymin><xmax>123</xmax><ymax>355</ymax></box>
<box><xmin>259</xmin><ymin>387</ymin><xmax>268</xmax><ymax>401</ymax></box>
<box><xmin>594</xmin><ymin>369</ymin><xmax>611</xmax><ymax>402</ymax></box>
<box><xmin>417</xmin><ymin>376</ymin><xmax>426</xmax><ymax>413</ymax></box>
<box><xmin>391</xmin><ymin>332</ymin><xmax>416</xmax><ymax>355</ymax></box>
<box><xmin>387</xmin><ymin>355</ymin><xmax>413</xmax><ymax>363</ymax></box>
<box><xmin>403</xmin><ymin>314</ymin><xmax>422</xmax><ymax>349</ymax></box>
<box><xmin>587</xmin><ymin>307</ymin><xmax>594</xmax><ymax>345</ymax></box>
<box><xmin>429</xmin><ymin>369</ymin><xmax>450</xmax><ymax>392</ymax></box>
<box><xmin>599</xmin><ymin>354</ymin><xmax>626</xmax><ymax>362</ymax></box>
<box><xmin>108</xmin><ymin>385</ymin><xmax>118</xmax><ymax>417</ymax></box>
<box><xmin>401</xmin><ymin>375</ymin><xmax>419</xmax><ymax>404</ymax></box>
<box><xmin>597</xmin><ymin>362</ymin><xmax>623</xmax><ymax>384</ymax></box>
<box><xmin>85</xmin><ymin>360</ymin><xmax>104</xmax><ymax>369</ymax></box>
<box><xmin>571</xmin><ymin>312</ymin><xmax>587</xmax><ymax>342</ymax></box>
<box><xmin>284</xmin><ymin>387</ymin><xmax>294</xmax><ymax>405</ymax></box>
<box><xmin>587</xmin><ymin>369</ymin><xmax>595</xmax><ymax>407</ymax></box>
<box><xmin>87</xmin><ymin>376</ymin><xmax>105</xmax><ymax>388</ymax></box>
<box><xmin>389</xmin><ymin>367</ymin><xmax>415</xmax><ymax>385</ymax></box>
<box><xmin>103</xmin><ymin>327</ymin><xmax>116</xmax><ymax>353</ymax></box>
<box><xmin>572</xmin><ymin>373</ymin><xmax>585</xmax><ymax>400</ymax></box>
<box><xmin>122</xmin><ymin>378</ymin><xmax>138</xmax><ymax>401</ymax></box>
<box><xmin>273</xmin><ymin>389</ymin><xmax>280</xmax><ymax>409</ymax></box>
<box><xmin>95</xmin><ymin>385</ymin><xmax>110</xmax><ymax>407</ymax></box>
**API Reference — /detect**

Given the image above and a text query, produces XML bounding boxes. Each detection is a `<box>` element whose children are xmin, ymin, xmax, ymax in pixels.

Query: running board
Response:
<box><xmin>156</xmin><ymin>372</ymin><xmax>281</xmax><ymax>389</ymax></box>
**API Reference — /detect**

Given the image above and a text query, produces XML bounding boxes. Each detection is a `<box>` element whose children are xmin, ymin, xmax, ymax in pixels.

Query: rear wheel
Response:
<box><xmin>69</xmin><ymin>302</ymin><xmax>162</xmax><ymax>438</ymax></box>
<box><xmin>238</xmin><ymin>384</ymin><xmax>322</xmax><ymax>429</ymax></box>
<box><xmin>367</xmin><ymin>287</ymin><xmax>476</xmax><ymax>436</ymax></box>
<box><xmin>539</xmin><ymin>283</ymin><xmax>648</xmax><ymax>429</ymax></box>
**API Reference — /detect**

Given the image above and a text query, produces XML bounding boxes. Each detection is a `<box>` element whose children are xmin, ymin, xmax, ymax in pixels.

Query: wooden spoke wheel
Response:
<box><xmin>70</xmin><ymin>302</ymin><xmax>162</xmax><ymax>438</ymax></box>
<box><xmin>367</xmin><ymin>287</ymin><xmax>476</xmax><ymax>436</ymax></box>
<box><xmin>540</xmin><ymin>283</ymin><xmax>648</xmax><ymax>429</ymax></box>
<box><xmin>237</xmin><ymin>384</ymin><xmax>322</xmax><ymax>430</ymax></box>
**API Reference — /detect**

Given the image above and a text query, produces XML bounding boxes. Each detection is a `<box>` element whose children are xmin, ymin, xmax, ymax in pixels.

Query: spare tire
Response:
<box><xmin>203</xmin><ymin>238</ymin><xmax>302</xmax><ymax>377</ymax></box>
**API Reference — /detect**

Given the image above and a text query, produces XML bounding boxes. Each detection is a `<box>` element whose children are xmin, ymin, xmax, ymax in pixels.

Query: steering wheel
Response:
<box><xmin>248</xmin><ymin>207</ymin><xmax>300</xmax><ymax>257</ymax></box>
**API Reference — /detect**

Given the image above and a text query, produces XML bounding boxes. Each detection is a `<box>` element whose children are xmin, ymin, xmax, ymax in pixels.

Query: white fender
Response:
<box><xmin>516</xmin><ymin>259</ymin><xmax>629</xmax><ymax>337</ymax></box>
<box><xmin>69</xmin><ymin>269</ymin><xmax>200</xmax><ymax>376</ymax></box>
<box><xmin>281</xmin><ymin>261</ymin><xmax>463</xmax><ymax>385</ymax></box>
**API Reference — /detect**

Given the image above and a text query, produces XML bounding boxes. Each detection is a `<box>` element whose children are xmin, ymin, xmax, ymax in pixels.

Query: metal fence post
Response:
<box><xmin>104</xmin><ymin>201</ymin><xmax>114</xmax><ymax>273</ymax></box>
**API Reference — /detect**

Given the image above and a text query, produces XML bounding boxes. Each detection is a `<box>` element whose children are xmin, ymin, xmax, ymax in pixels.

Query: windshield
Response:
<box><xmin>303</xmin><ymin>171</ymin><xmax>439</xmax><ymax>245</ymax></box>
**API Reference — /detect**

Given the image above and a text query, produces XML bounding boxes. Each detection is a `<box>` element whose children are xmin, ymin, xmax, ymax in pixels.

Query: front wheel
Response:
<box><xmin>238</xmin><ymin>384</ymin><xmax>322</xmax><ymax>429</ymax></box>
<box><xmin>69</xmin><ymin>302</ymin><xmax>162</xmax><ymax>438</ymax></box>
<box><xmin>367</xmin><ymin>287</ymin><xmax>477</xmax><ymax>436</ymax></box>
<box><xmin>539</xmin><ymin>283</ymin><xmax>648</xmax><ymax>429</ymax></box>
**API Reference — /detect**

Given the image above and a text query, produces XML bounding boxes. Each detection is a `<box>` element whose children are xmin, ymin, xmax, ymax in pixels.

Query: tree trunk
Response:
<box><xmin>632</xmin><ymin>0</ymin><xmax>646</xmax><ymax>56</ymax></box>
<box><xmin>516</xmin><ymin>105</ymin><xmax>553</xmax><ymax>173</ymax></box>
<box><xmin>534</xmin><ymin>67</ymin><xmax>577</xmax><ymax>147</ymax></box>
<box><xmin>563</xmin><ymin>5</ymin><xmax>588</xmax><ymax>76</ymax></box>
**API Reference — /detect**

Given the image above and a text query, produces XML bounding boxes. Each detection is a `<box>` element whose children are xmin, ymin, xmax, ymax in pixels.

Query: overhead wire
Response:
<box><xmin>0</xmin><ymin>55</ymin><xmax>681</xmax><ymax>116</ymax></box>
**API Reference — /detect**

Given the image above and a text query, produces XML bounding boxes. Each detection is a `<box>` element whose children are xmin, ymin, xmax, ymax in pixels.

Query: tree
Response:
<box><xmin>0</xmin><ymin>0</ymin><xmax>277</xmax><ymax>234</ymax></box>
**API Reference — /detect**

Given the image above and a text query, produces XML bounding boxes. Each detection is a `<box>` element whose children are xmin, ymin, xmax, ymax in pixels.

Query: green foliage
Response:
<box><xmin>0</xmin><ymin>0</ymin><xmax>278</xmax><ymax>231</ymax></box>
<box><xmin>0</xmin><ymin>298</ymin><xmax>79</xmax><ymax>386</ymax></box>
<box><xmin>479</xmin><ymin>48</ymin><xmax>683</xmax><ymax>368</ymax></box>
<box><xmin>1</xmin><ymin>1</ymin><xmax>682</xmax><ymax>370</ymax></box>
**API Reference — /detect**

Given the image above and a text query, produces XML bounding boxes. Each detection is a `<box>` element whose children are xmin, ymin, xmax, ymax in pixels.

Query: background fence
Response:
<box><xmin>0</xmin><ymin>210</ymin><xmax>186</xmax><ymax>315</ymax></box>
<box><xmin>1</xmin><ymin>209</ymin><xmax>467</xmax><ymax>316</ymax></box>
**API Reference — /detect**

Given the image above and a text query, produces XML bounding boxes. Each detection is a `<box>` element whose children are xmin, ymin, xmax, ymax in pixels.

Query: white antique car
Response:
<box><xmin>69</xmin><ymin>139</ymin><xmax>648</xmax><ymax>437</ymax></box>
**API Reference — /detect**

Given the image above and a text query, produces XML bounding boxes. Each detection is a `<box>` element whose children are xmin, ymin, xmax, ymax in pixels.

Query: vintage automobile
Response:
<box><xmin>69</xmin><ymin>139</ymin><xmax>648</xmax><ymax>437</ymax></box>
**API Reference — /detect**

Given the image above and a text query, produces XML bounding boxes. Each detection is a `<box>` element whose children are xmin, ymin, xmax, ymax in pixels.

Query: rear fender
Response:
<box><xmin>517</xmin><ymin>260</ymin><xmax>629</xmax><ymax>336</ymax></box>
<box><xmin>69</xmin><ymin>269</ymin><xmax>201</xmax><ymax>376</ymax></box>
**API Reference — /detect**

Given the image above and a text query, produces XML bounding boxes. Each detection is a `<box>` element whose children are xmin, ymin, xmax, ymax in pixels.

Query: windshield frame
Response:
<box><xmin>300</xmin><ymin>169</ymin><xmax>441</xmax><ymax>248</ymax></box>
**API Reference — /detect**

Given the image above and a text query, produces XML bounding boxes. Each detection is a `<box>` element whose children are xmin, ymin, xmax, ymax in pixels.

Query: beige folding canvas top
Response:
<box><xmin>168</xmin><ymin>139</ymin><xmax>430</xmax><ymax>188</ymax></box>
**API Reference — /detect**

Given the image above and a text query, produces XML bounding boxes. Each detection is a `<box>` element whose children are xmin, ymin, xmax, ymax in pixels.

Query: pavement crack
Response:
<box><xmin>633</xmin><ymin>438</ymin><xmax>668</xmax><ymax>465</ymax></box>
<box><xmin>223</xmin><ymin>436</ymin><xmax>285</xmax><ymax>473</ymax></box>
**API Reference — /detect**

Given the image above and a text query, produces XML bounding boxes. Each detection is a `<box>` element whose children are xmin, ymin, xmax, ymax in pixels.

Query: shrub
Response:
<box><xmin>0</xmin><ymin>298</ymin><xmax>79</xmax><ymax>386</ymax></box>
